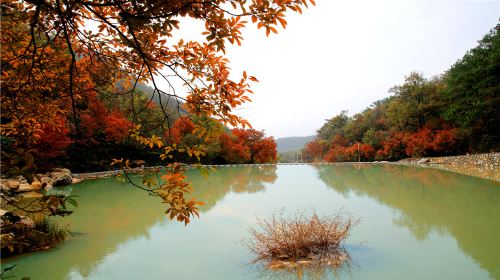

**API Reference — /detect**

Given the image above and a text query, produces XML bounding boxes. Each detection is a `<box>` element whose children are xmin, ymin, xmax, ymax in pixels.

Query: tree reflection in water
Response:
<box><xmin>250</xmin><ymin>257</ymin><xmax>353</xmax><ymax>280</ymax></box>
<box><xmin>1</xmin><ymin>165</ymin><xmax>278</xmax><ymax>280</ymax></box>
<box><xmin>315</xmin><ymin>164</ymin><xmax>500</xmax><ymax>280</ymax></box>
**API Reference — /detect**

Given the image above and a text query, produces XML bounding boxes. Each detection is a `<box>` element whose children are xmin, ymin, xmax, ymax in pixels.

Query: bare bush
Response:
<box><xmin>246</xmin><ymin>209</ymin><xmax>356</xmax><ymax>273</ymax></box>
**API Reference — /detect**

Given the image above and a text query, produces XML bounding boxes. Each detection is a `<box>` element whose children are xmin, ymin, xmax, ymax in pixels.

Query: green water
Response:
<box><xmin>2</xmin><ymin>165</ymin><xmax>499</xmax><ymax>280</ymax></box>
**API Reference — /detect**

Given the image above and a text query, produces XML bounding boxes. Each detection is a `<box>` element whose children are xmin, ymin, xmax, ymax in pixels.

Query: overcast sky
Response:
<box><xmin>164</xmin><ymin>0</ymin><xmax>499</xmax><ymax>138</ymax></box>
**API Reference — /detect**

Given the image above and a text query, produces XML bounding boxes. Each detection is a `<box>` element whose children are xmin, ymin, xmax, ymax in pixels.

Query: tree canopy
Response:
<box><xmin>1</xmin><ymin>0</ymin><xmax>313</xmax><ymax>224</ymax></box>
<box><xmin>303</xmin><ymin>25</ymin><xmax>499</xmax><ymax>162</ymax></box>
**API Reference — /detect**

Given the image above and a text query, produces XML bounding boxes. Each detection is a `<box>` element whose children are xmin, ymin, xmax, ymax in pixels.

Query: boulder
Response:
<box><xmin>18</xmin><ymin>175</ymin><xmax>28</xmax><ymax>184</ymax></box>
<box><xmin>40</xmin><ymin>177</ymin><xmax>53</xmax><ymax>185</ymax></box>
<box><xmin>17</xmin><ymin>183</ymin><xmax>37</xmax><ymax>192</ymax></box>
<box><xmin>51</xmin><ymin>172</ymin><xmax>72</xmax><ymax>186</ymax></box>
<box><xmin>19</xmin><ymin>191</ymin><xmax>44</xmax><ymax>199</ymax></box>
<box><xmin>30</xmin><ymin>181</ymin><xmax>42</xmax><ymax>190</ymax></box>
<box><xmin>417</xmin><ymin>158</ymin><xmax>430</xmax><ymax>164</ymax></box>
<box><xmin>53</xmin><ymin>168</ymin><xmax>71</xmax><ymax>174</ymax></box>
<box><xmin>71</xmin><ymin>177</ymin><xmax>82</xmax><ymax>184</ymax></box>
<box><xmin>6</xmin><ymin>180</ymin><xmax>20</xmax><ymax>189</ymax></box>
<box><xmin>44</xmin><ymin>183</ymin><xmax>54</xmax><ymax>191</ymax></box>
<box><xmin>0</xmin><ymin>183</ymin><xmax>10</xmax><ymax>191</ymax></box>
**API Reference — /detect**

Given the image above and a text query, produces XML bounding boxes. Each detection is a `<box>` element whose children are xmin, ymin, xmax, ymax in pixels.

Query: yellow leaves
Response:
<box><xmin>131</xmin><ymin>126</ymin><xmax>164</xmax><ymax>149</ymax></box>
<box><xmin>110</xmin><ymin>158</ymin><xmax>123</xmax><ymax>166</ymax></box>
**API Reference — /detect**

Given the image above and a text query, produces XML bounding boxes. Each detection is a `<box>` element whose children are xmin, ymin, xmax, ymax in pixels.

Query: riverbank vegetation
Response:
<box><xmin>303</xmin><ymin>25</ymin><xmax>499</xmax><ymax>162</ymax></box>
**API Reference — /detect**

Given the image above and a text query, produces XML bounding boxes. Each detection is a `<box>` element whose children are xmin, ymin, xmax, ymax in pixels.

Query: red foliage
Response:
<box><xmin>431</xmin><ymin>128</ymin><xmax>459</xmax><ymax>153</ymax></box>
<box><xmin>361</xmin><ymin>143</ymin><xmax>375</xmax><ymax>160</ymax></box>
<box><xmin>220</xmin><ymin>128</ymin><xmax>277</xmax><ymax>163</ymax></box>
<box><xmin>34</xmin><ymin>116</ymin><xmax>73</xmax><ymax>158</ymax></box>
<box><xmin>403</xmin><ymin>127</ymin><xmax>434</xmax><ymax>157</ymax></box>
<box><xmin>80</xmin><ymin>92</ymin><xmax>108</xmax><ymax>140</ymax></box>
<box><xmin>253</xmin><ymin>137</ymin><xmax>277</xmax><ymax>163</ymax></box>
<box><xmin>324</xmin><ymin>145</ymin><xmax>347</xmax><ymax>162</ymax></box>
<box><xmin>104</xmin><ymin>110</ymin><xmax>132</xmax><ymax>143</ymax></box>
<box><xmin>77</xmin><ymin>92</ymin><xmax>133</xmax><ymax>144</ymax></box>
<box><xmin>219</xmin><ymin>133</ymin><xmax>251</xmax><ymax>163</ymax></box>
<box><xmin>324</xmin><ymin>142</ymin><xmax>375</xmax><ymax>162</ymax></box>
<box><xmin>331</xmin><ymin>135</ymin><xmax>348</xmax><ymax>147</ymax></box>
<box><xmin>171</xmin><ymin>117</ymin><xmax>196</xmax><ymax>144</ymax></box>
<box><xmin>304</xmin><ymin>140</ymin><xmax>327</xmax><ymax>162</ymax></box>
<box><xmin>377</xmin><ymin>132</ymin><xmax>406</xmax><ymax>160</ymax></box>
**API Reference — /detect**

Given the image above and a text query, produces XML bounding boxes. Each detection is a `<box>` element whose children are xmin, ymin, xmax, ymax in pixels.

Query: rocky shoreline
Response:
<box><xmin>0</xmin><ymin>168</ymin><xmax>82</xmax><ymax>199</ymax></box>
<box><xmin>2</xmin><ymin>153</ymin><xmax>497</xmax><ymax>192</ymax></box>
<box><xmin>397</xmin><ymin>152</ymin><xmax>499</xmax><ymax>182</ymax></box>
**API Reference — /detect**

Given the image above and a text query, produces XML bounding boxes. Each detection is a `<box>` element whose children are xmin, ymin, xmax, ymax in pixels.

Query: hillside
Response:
<box><xmin>276</xmin><ymin>136</ymin><xmax>315</xmax><ymax>153</ymax></box>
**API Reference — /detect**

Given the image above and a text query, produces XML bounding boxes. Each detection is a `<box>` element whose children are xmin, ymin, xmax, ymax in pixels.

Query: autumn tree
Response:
<box><xmin>303</xmin><ymin>139</ymin><xmax>327</xmax><ymax>162</ymax></box>
<box><xmin>221</xmin><ymin>128</ymin><xmax>277</xmax><ymax>164</ymax></box>
<box><xmin>386</xmin><ymin>72</ymin><xmax>446</xmax><ymax>132</ymax></box>
<box><xmin>1</xmin><ymin>0</ymin><xmax>316</xmax><ymax>224</ymax></box>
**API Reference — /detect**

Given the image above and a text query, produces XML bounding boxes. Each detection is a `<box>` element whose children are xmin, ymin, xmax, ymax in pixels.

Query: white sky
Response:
<box><xmin>159</xmin><ymin>0</ymin><xmax>499</xmax><ymax>138</ymax></box>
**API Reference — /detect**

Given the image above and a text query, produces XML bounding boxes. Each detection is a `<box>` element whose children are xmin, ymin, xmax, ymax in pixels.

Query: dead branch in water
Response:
<box><xmin>245</xmin><ymin>209</ymin><xmax>357</xmax><ymax>276</ymax></box>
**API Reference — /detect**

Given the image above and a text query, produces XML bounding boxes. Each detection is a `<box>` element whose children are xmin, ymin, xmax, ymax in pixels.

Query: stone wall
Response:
<box><xmin>398</xmin><ymin>153</ymin><xmax>500</xmax><ymax>182</ymax></box>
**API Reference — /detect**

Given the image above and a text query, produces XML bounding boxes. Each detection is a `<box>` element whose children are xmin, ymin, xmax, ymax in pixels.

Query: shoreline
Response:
<box><xmin>69</xmin><ymin>152</ymin><xmax>499</xmax><ymax>183</ymax></box>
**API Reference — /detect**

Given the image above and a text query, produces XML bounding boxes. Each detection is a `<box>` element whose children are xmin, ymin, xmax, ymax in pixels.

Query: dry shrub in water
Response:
<box><xmin>246</xmin><ymin>210</ymin><xmax>356</xmax><ymax>272</ymax></box>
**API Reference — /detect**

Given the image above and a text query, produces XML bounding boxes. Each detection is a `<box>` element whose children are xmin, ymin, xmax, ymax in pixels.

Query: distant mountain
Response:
<box><xmin>275</xmin><ymin>136</ymin><xmax>315</xmax><ymax>153</ymax></box>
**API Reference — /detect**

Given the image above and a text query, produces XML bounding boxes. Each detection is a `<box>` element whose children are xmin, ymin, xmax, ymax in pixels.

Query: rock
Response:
<box><xmin>71</xmin><ymin>177</ymin><xmax>82</xmax><ymax>184</ymax></box>
<box><xmin>0</xmin><ymin>183</ymin><xmax>10</xmax><ymax>191</ymax></box>
<box><xmin>51</xmin><ymin>172</ymin><xmax>72</xmax><ymax>186</ymax></box>
<box><xmin>6</xmin><ymin>180</ymin><xmax>20</xmax><ymax>189</ymax></box>
<box><xmin>18</xmin><ymin>175</ymin><xmax>28</xmax><ymax>184</ymax></box>
<box><xmin>19</xmin><ymin>191</ymin><xmax>44</xmax><ymax>199</ymax></box>
<box><xmin>18</xmin><ymin>216</ymin><xmax>35</xmax><ymax>228</ymax></box>
<box><xmin>17</xmin><ymin>183</ymin><xmax>37</xmax><ymax>192</ymax></box>
<box><xmin>30</xmin><ymin>181</ymin><xmax>42</xmax><ymax>190</ymax></box>
<box><xmin>44</xmin><ymin>183</ymin><xmax>53</xmax><ymax>191</ymax></box>
<box><xmin>417</xmin><ymin>158</ymin><xmax>430</xmax><ymax>164</ymax></box>
<box><xmin>53</xmin><ymin>168</ymin><xmax>71</xmax><ymax>173</ymax></box>
<box><xmin>40</xmin><ymin>177</ymin><xmax>53</xmax><ymax>185</ymax></box>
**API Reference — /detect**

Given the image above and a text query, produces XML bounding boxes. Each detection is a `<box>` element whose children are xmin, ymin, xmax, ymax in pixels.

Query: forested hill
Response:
<box><xmin>301</xmin><ymin>25</ymin><xmax>499</xmax><ymax>163</ymax></box>
<box><xmin>276</xmin><ymin>136</ymin><xmax>315</xmax><ymax>152</ymax></box>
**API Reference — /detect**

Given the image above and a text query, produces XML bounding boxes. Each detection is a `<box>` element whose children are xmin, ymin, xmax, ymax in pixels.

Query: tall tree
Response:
<box><xmin>317</xmin><ymin>111</ymin><xmax>349</xmax><ymax>140</ymax></box>
<box><xmin>386</xmin><ymin>72</ymin><xmax>445</xmax><ymax>132</ymax></box>
<box><xmin>442</xmin><ymin>25</ymin><xmax>500</xmax><ymax>152</ymax></box>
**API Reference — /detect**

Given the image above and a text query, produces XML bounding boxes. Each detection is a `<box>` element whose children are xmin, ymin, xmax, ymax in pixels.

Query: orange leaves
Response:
<box><xmin>156</xmin><ymin>163</ymin><xmax>203</xmax><ymax>225</ymax></box>
<box><xmin>104</xmin><ymin>111</ymin><xmax>132</xmax><ymax>143</ymax></box>
<box><xmin>220</xmin><ymin>128</ymin><xmax>277</xmax><ymax>164</ymax></box>
<box><xmin>2</xmin><ymin>0</ymin><xmax>314</xmax><ymax>224</ymax></box>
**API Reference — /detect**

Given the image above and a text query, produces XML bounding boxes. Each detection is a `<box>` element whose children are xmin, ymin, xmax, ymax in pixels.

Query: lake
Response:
<box><xmin>2</xmin><ymin>164</ymin><xmax>499</xmax><ymax>280</ymax></box>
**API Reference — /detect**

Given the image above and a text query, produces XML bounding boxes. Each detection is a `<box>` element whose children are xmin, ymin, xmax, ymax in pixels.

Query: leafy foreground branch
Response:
<box><xmin>245</xmin><ymin>210</ymin><xmax>356</xmax><ymax>276</ymax></box>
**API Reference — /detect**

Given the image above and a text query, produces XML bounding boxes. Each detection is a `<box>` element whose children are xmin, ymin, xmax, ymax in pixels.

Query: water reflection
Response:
<box><xmin>2</xmin><ymin>165</ymin><xmax>277</xmax><ymax>280</ymax></box>
<box><xmin>315</xmin><ymin>164</ymin><xmax>500</xmax><ymax>280</ymax></box>
<box><xmin>250</xmin><ymin>261</ymin><xmax>353</xmax><ymax>280</ymax></box>
<box><xmin>189</xmin><ymin>165</ymin><xmax>278</xmax><ymax>211</ymax></box>
<box><xmin>3</xmin><ymin>164</ymin><xmax>498</xmax><ymax>280</ymax></box>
